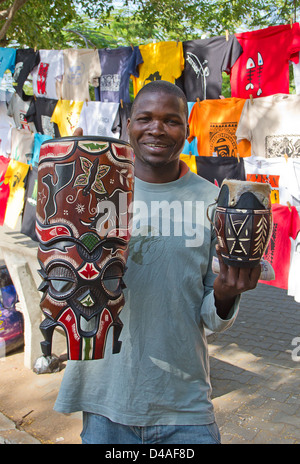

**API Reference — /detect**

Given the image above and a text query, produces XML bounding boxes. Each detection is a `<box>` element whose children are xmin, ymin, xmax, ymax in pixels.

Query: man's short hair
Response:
<box><xmin>131</xmin><ymin>80</ymin><xmax>188</xmax><ymax>119</ymax></box>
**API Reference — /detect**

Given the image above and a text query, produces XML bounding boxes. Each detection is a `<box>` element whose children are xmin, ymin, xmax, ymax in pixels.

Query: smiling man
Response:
<box><xmin>54</xmin><ymin>80</ymin><xmax>260</xmax><ymax>444</ymax></box>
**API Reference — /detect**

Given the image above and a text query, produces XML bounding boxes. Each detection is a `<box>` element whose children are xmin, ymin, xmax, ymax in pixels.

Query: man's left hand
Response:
<box><xmin>213</xmin><ymin>245</ymin><xmax>261</xmax><ymax>319</ymax></box>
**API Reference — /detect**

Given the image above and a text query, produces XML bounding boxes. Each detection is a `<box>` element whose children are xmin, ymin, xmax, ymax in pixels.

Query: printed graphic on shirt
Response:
<box><xmin>13</xmin><ymin>62</ymin><xmax>23</xmax><ymax>82</ymax></box>
<box><xmin>263</xmin><ymin>222</ymin><xmax>277</xmax><ymax>265</ymax></box>
<box><xmin>246</xmin><ymin>173</ymin><xmax>280</xmax><ymax>203</ymax></box>
<box><xmin>185</xmin><ymin>52</ymin><xmax>210</xmax><ymax>99</ymax></box>
<box><xmin>66</xmin><ymin>62</ymin><xmax>85</xmax><ymax>86</ymax></box>
<box><xmin>245</xmin><ymin>52</ymin><xmax>264</xmax><ymax>96</ymax></box>
<box><xmin>37</xmin><ymin>63</ymin><xmax>50</xmax><ymax>95</ymax></box>
<box><xmin>143</xmin><ymin>71</ymin><xmax>162</xmax><ymax>87</ymax></box>
<box><xmin>41</xmin><ymin>115</ymin><xmax>55</xmax><ymax>137</ymax></box>
<box><xmin>265</xmin><ymin>135</ymin><xmax>300</xmax><ymax>158</ymax></box>
<box><xmin>209</xmin><ymin>122</ymin><xmax>239</xmax><ymax>157</ymax></box>
<box><xmin>28</xmin><ymin>179</ymin><xmax>38</xmax><ymax>206</ymax></box>
<box><xmin>100</xmin><ymin>74</ymin><xmax>121</xmax><ymax>93</ymax></box>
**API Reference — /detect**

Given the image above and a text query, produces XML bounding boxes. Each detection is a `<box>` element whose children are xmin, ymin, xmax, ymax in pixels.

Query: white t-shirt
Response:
<box><xmin>77</xmin><ymin>101</ymin><xmax>119</xmax><ymax>138</ymax></box>
<box><xmin>236</xmin><ymin>94</ymin><xmax>300</xmax><ymax>158</ymax></box>
<box><xmin>0</xmin><ymin>101</ymin><xmax>15</xmax><ymax>156</ymax></box>
<box><xmin>243</xmin><ymin>155</ymin><xmax>295</xmax><ymax>206</ymax></box>
<box><xmin>288</xmin><ymin>219</ymin><xmax>300</xmax><ymax>302</ymax></box>
<box><xmin>31</xmin><ymin>49</ymin><xmax>64</xmax><ymax>99</ymax></box>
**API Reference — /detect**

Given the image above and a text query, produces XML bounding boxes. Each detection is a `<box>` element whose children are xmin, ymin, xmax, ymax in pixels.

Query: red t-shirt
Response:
<box><xmin>260</xmin><ymin>204</ymin><xmax>300</xmax><ymax>289</ymax></box>
<box><xmin>0</xmin><ymin>156</ymin><xmax>10</xmax><ymax>226</ymax></box>
<box><xmin>231</xmin><ymin>23</ymin><xmax>300</xmax><ymax>99</ymax></box>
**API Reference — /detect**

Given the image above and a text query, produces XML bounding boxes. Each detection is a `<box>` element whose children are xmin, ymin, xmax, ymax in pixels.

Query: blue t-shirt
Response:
<box><xmin>0</xmin><ymin>48</ymin><xmax>16</xmax><ymax>80</ymax></box>
<box><xmin>182</xmin><ymin>102</ymin><xmax>198</xmax><ymax>156</ymax></box>
<box><xmin>95</xmin><ymin>46</ymin><xmax>143</xmax><ymax>103</ymax></box>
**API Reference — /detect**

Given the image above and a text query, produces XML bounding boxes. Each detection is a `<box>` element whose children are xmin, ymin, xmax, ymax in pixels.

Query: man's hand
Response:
<box><xmin>73</xmin><ymin>127</ymin><xmax>83</xmax><ymax>136</ymax></box>
<box><xmin>213</xmin><ymin>245</ymin><xmax>261</xmax><ymax>319</ymax></box>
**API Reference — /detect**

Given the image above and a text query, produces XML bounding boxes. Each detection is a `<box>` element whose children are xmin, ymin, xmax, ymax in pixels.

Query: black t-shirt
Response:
<box><xmin>25</xmin><ymin>97</ymin><xmax>60</xmax><ymax>137</ymax></box>
<box><xmin>176</xmin><ymin>35</ymin><xmax>243</xmax><ymax>101</ymax></box>
<box><xmin>21</xmin><ymin>166</ymin><xmax>38</xmax><ymax>242</ymax></box>
<box><xmin>196</xmin><ymin>156</ymin><xmax>246</xmax><ymax>188</ymax></box>
<box><xmin>13</xmin><ymin>48</ymin><xmax>40</xmax><ymax>97</ymax></box>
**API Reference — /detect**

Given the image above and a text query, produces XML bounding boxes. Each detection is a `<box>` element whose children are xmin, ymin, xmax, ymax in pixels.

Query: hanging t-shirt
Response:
<box><xmin>0</xmin><ymin>70</ymin><xmax>14</xmax><ymax>103</ymax></box>
<box><xmin>236</xmin><ymin>93</ymin><xmax>300</xmax><ymax>158</ymax></box>
<box><xmin>96</xmin><ymin>46</ymin><xmax>143</xmax><ymax>103</ymax></box>
<box><xmin>231</xmin><ymin>23</ymin><xmax>300</xmax><ymax>99</ymax></box>
<box><xmin>0</xmin><ymin>101</ymin><xmax>14</xmax><ymax>157</ymax></box>
<box><xmin>25</xmin><ymin>96</ymin><xmax>60</xmax><ymax>138</ymax></box>
<box><xmin>7</xmin><ymin>92</ymin><xmax>34</xmax><ymax>132</ymax></box>
<box><xmin>4</xmin><ymin>159</ymin><xmax>29</xmax><ymax>229</ymax></box>
<box><xmin>0</xmin><ymin>156</ymin><xmax>11</xmax><ymax>225</ymax></box>
<box><xmin>244</xmin><ymin>156</ymin><xmax>294</xmax><ymax>205</ymax></box>
<box><xmin>188</xmin><ymin>98</ymin><xmax>251</xmax><ymax>157</ymax></box>
<box><xmin>10</xmin><ymin>128</ymin><xmax>34</xmax><ymax>164</ymax></box>
<box><xmin>288</xmin><ymin>225</ymin><xmax>300</xmax><ymax>303</ymax></box>
<box><xmin>260</xmin><ymin>204</ymin><xmax>300</xmax><ymax>289</ymax></box>
<box><xmin>59</xmin><ymin>49</ymin><xmax>101</xmax><ymax>102</ymax></box>
<box><xmin>0</xmin><ymin>48</ymin><xmax>16</xmax><ymax>80</ymax></box>
<box><xmin>132</xmin><ymin>41</ymin><xmax>184</xmax><ymax>97</ymax></box>
<box><xmin>31</xmin><ymin>50</ymin><xmax>64</xmax><ymax>99</ymax></box>
<box><xmin>181</xmin><ymin>102</ymin><xmax>198</xmax><ymax>156</ymax></box>
<box><xmin>179</xmin><ymin>154</ymin><xmax>197</xmax><ymax>173</ymax></box>
<box><xmin>13</xmin><ymin>48</ymin><xmax>40</xmax><ymax>97</ymax></box>
<box><xmin>195</xmin><ymin>155</ymin><xmax>245</xmax><ymax>187</ymax></box>
<box><xmin>176</xmin><ymin>35</ymin><xmax>242</xmax><ymax>101</ymax></box>
<box><xmin>51</xmin><ymin>99</ymin><xmax>83</xmax><ymax>136</ymax></box>
<box><xmin>32</xmin><ymin>133</ymin><xmax>52</xmax><ymax>167</ymax></box>
<box><xmin>77</xmin><ymin>101</ymin><xmax>120</xmax><ymax>138</ymax></box>
<box><xmin>287</xmin><ymin>159</ymin><xmax>300</xmax><ymax>206</ymax></box>
<box><xmin>21</xmin><ymin>165</ymin><xmax>38</xmax><ymax>241</ymax></box>
<box><xmin>111</xmin><ymin>101</ymin><xmax>132</xmax><ymax>142</ymax></box>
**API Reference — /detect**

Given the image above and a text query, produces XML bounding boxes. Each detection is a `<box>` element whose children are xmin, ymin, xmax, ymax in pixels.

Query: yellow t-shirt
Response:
<box><xmin>180</xmin><ymin>154</ymin><xmax>197</xmax><ymax>174</ymax></box>
<box><xmin>4</xmin><ymin>159</ymin><xmax>29</xmax><ymax>229</ymax></box>
<box><xmin>188</xmin><ymin>98</ymin><xmax>251</xmax><ymax>158</ymax></box>
<box><xmin>51</xmin><ymin>99</ymin><xmax>84</xmax><ymax>137</ymax></box>
<box><xmin>132</xmin><ymin>41</ymin><xmax>184</xmax><ymax>96</ymax></box>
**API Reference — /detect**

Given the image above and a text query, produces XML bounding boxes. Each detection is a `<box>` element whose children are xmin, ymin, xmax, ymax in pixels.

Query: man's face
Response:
<box><xmin>128</xmin><ymin>91</ymin><xmax>189</xmax><ymax>169</ymax></box>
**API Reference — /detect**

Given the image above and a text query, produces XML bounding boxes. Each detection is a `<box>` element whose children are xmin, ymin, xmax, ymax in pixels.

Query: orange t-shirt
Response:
<box><xmin>188</xmin><ymin>98</ymin><xmax>251</xmax><ymax>158</ymax></box>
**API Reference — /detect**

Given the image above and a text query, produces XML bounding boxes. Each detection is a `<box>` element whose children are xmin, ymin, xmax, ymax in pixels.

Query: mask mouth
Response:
<box><xmin>79</xmin><ymin>313</ymin><xmax>99</xmax><ymax>337</ymax></box>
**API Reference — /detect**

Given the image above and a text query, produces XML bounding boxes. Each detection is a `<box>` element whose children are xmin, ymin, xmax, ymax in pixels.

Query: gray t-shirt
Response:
<box><xmin>54</xmin><ymin>169</ymin><xmax>239</xmax><ymax>426</ymax></box>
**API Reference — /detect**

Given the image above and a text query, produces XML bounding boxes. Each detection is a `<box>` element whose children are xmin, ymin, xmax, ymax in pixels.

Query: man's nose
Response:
<box><xmin>146</xmin><ymin>120</ymin><xmax>165</xmax><ymax>135</ymax></box>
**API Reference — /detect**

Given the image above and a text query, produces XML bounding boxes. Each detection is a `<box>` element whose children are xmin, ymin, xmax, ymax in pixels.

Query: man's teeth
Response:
<box><xmin>147</xmin><ymin>143</ymin><xmax>168</xmax><ymax>147</ymax></box>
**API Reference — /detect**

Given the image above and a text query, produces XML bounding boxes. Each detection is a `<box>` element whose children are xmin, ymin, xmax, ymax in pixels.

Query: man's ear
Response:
<box><xmin>127</xmin><ymin>118</ymin><xmax>131</xmax><ymax>131</ymax></box>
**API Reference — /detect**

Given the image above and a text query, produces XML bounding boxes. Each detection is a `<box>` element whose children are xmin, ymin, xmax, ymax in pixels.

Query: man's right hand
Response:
<box><xmin>73</xmin><ymin>127</ymin><xmax>83</xmax><ymax>136</ymax></box>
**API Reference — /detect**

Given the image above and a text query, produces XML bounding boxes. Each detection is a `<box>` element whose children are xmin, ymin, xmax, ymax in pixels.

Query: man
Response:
<box><xmin>54</xmin><ymin>80</ymin><xmax>260</xmax><ymax>444</ymax></box>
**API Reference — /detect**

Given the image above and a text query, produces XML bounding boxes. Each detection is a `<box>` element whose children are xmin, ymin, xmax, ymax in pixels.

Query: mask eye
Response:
<box><xmin>48</xmin><ymin>264</ymin><xmax>77</xmax><ymax>298</ymax></box>
<box><xmin>101</xmin><ymin>261</ymin><xmax>124</xmax><ymax>298</ymax></box>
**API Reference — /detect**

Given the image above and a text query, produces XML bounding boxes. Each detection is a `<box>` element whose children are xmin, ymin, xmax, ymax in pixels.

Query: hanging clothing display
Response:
<box><xmin>31</xmin><ymin>133</ymin><xmax>52</xmax><ymax>167</ymax></box>
<box><xmin>4</xmin><ymin>159</ymin><xmax>29</xmax><ymax>229</ymax></box>
<box><xmin>13</xmin><ymin>48</ymin><xmax>40</xmax><ymax>97</ymax></box>
<box><xmin>25</xmin><ymin>96</ymin><xmax>60</xmax><ymax>138</ymax></box>
<box><xmin>244</xmin><ymin>156</ymin><xmax>294</xmax><ymax>205</ymax></box>
<box><xmin>7</xmin><ymin>92</ymin><xmax>34</xmax><ymax>132</ymax></box>
<box><xmin>0</xmin><ymin>48</ymin><xmax>16</xmax><ymax>80</ymax></box>
<box><xmin>236</xmin><ymin>93</ymin><xmax>300</xmax><ymax>158</ymax></box>
<box><xmin>31</xmin><ymin>49</ymin><xmax>64</xmax><ymax>99</ymax></box>
<box><xmin>0</xmin><ymin>101</ymin><xmax>14</xmax><ymax>157</ymax></box>
<box><xmin>58</xmin><ymin>49</ymin><xmax>101</xmax><ymax>102</ymax></box>
<box><xmin>231</xmin><ymin>23</ymin><xmax>300</xmax><ymax>99</ymax></box>
<box><xmin>77</xmin><ymin>101</ymin><xmax>120</xmax><ymax>137</ymax></box>
<box><xmin>176</xmin><ymin>35</ymin><xmax>242</xmax><ymax>101</ymax></box>
<box><xmin>20</xmin><ymin>165</ymin><xmax>38</xmax><ymax>241</ymax></box>
<box><xmin>112</xmin><ymin>101</ymin><xmax>132</xmax><ymax>142</ymax></box>
<box><xmin>10</xmin><ymin>128</ymin><xmax>34</xmax><ymax>164</ymax></box>
<box><xmin>51</xmin><ymin>99</ymin><xmax>83</xmax><ymax>136</ymax></box>
<box><xmin>287</xmin><ymin>159</ymin><xmax>300</xmax><ymax>206</ymax></box>
<box><xmin>0</xmin><ymin>156</ymin><xmax>11</xmax><ymax>226</ymax></box>
<box><xmin>95</xmin><ymin>46</ymin><xmax>143</xmax><ymax>103</ymax></box>
<box><xmin>131</xmin><ymin>41</ymin><xmax>184</xmax><ymax>97</ymax></box>
<box><xmin>181</xmin><ymin>102</ymin><xmax>198</xmax><ymax>156</ymax></box>
<box><xmin>196</xmin><ymin>155</ymin><xmax>245</xmax><ymax>187</ymax></box>
<box><xmin>260</xmin><ymin>204</ymin><xmax>300</xmax><ymax>289</ymax></box>
<box><xmin>179</xmin><ymin>154</ymin><xmax>197</xmax><ymax>173</ymax></box>
<box><xmin>288</xmin><ymin>224</ymin><xmax>300</xmax><ymax>302</ymax></box>
<box><xmin>188</xmin><ymin>98</ymin><xmax>251</xmax><ymax>158</ymax></box>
